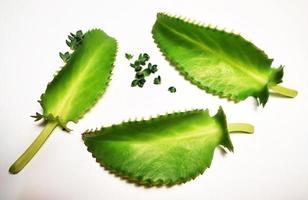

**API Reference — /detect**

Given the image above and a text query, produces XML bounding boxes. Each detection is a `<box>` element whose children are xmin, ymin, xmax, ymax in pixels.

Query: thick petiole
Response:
<box><xmin>9</xmin><ymin>121</ymin><xmax>58</xmax><ymax>174</ymax></box>
<box><xmin>270</xmin><ymin>84</ymin><xmax>297</xmax><ymax>98</ymax></box>
<box><xmin>228</xmin><ymin>123</ymin><xmax>254</xmax><ymax>134</ymax></box>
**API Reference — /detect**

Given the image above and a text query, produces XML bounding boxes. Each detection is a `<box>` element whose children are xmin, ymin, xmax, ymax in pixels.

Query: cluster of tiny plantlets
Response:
<box><xmin>126</xmin><ymin>53</ymin><xmax>159</xmax><ymax>88</ymax></box>
<box><xmin>126</xmin><ymin>53</ymin><xmax>176</xmax><ymax>92</ymax></box>
<box><xmin>30</xmin><ymin>30</ymin><xmax>86</xmax><ymax>123</ymax></box>
<box><xmin>66</xmin><ymin>30</ymin><xmax>84</xmax><ymax>50</ymax></box>
<box><xmin>59</xmin><ymin>30</ymin><xmax>84</xmax><ymax>63</ymax></box>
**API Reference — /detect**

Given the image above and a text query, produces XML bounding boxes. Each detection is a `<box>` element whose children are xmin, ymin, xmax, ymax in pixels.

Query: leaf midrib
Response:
<box><xmin>53</xmin><ymin>42</ymin><xmax>107</xmax><ymax>119</ymax></box>
<box><xmin>89</xmin><ymin>124</ymin><xmax>222</xmax><ymax>146</ymax></box>
<box><xmin>157</xmin><ymin>20</ymin><xmax>268</xmax><ymax>85</ymax></box>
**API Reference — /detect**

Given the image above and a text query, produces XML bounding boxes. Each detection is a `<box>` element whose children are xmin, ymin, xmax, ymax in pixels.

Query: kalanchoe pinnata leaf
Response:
<box><xmin>152</xmin><ymin>13</ymin><xmax>297</xmax><ymax>106</ymax></box>
<box><xmin>83</xmin><ymin>107</ymin><xmax>253</xmax><ymax>186</ymax></box>
<box><xmin>41</xmin><ymin>29</ymin><xmax>116</xmax><ymax>126</ymax></box>
<box><xmin>9</xmin><ymin>29</ymin><xmax>117</xmax><ymax>174</ymax></box>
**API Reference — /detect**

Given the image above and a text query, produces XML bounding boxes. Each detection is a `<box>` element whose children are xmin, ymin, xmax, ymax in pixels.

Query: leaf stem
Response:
<box><xmin>9</xmin><ymin>121</ymin><xmax>58</xmax><ymax>174</ymax></box>
<box><xmin>228</xmin><ymin>123</ymin><xmax>254</xmax><ymax>134</ymax></box>
<box><xmin>270</xmin><ymin>84</ymin><xmax>297</xmax><ymax>98</ymax></box>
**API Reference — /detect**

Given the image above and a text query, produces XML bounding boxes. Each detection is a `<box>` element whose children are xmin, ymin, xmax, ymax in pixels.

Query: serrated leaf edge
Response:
<box><xmin>39</xmin><ymin>29</ymin><xmax>118</xmax><ymax>130</ymax></box>
<box><xmin>82</xmin><ymin>107</ymin><xmax>233</xmax><ymax>186</ymax></box>
<box><xmin>152</xmin><ymin>12</ymin><xmax>283</xmax><ymax>106</ymax></box>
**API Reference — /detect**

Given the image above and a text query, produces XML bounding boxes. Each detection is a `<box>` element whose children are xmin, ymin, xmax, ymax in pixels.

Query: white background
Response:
<box><xmin>1</xmin><ymin>0</ymin><xmax>307</xmax><ymax>199</ymax></box>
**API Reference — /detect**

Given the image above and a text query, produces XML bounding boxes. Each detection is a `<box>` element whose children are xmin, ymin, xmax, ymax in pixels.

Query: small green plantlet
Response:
<box><xmin>134</xmin><ymin>65</ymin><xmax>142</xmax><ymax>72</ymax></box>
<box><xmin>142</xmin><ymin>68</ymin><xmax>151</xmax><ymax>77</ymax></box>
<box><xmin>168</xmin><ymin>86</ymin><xmax>176</xmax><ymax>93</ymax></box>
<box><xmin>138</xmin><ymin>53</ymin><xmax>150</xmax><ymax>65</ymax></box>
<box><xmin>131</xmin><ymin>79</ymin><xmax>139</xmax><ymax>87</ymax></box>
<box><xmin>134</xmin><ymin>60</ymin><xmax>141</xmax><ymax>66</ymax></box>
<box><xmin>83</xmin><ymin>107</ymin><xmax>253</xmax><ymax>186</ymax></box>
<box><xmin>148</xmin><ymin>63</ymin><xmax>158</xmax><ymax>73</ymax></box>
<box><xmin>135</xmin><ymin>71</ymin><xmax>145</xmax><ymax>79</ymax></box>
<box><xmin>66</xmin><ymin>31</ymin><xmax>84</xmax><ymax>50</ymax></box>
<box><xmin>154</xmin><ymin>75</ymin><xmax>161</xmax><ymax>84</ymax></box>
<box><xmin>30</xmin><ymin>112</ymin><xmax>44</xmax><ymax>122</ymax></box>
<box><xmin>9</xmin><ymin>29</ymin><xmax>117</xmax><ymax>174</ymax></box>
<box><xmin>59</xmin><ymin>52</ymin><xmax>70</xmax><ymax>63</ymax></box>
<box><xmin>152</xmin><ymin>13</ymin><xmax>297</xmax><ymax>106</ymax></box>
<box><xmin>137</xmin><ymin>78</ymin><xmax>146</xmax><ymax>87</ymax></box>
<box><xmin>125</xmin><ymin>53</ymin><xmax>133</xmax><ymax>60</ymax></box>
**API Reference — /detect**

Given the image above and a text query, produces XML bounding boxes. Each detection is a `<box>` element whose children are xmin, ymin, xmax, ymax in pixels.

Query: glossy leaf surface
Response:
<box><xmin>152</xmin><ymin>13</ymin><xmax>296</xmax><ymax>106</ymax></box>
<box><xmin>83</xmin><ymin>108</ymin><xmax>235</xmax><ymax>186</ymax></box>
<box><xmin>41</xmin><ymin>29</ymin><xmax>117</xmax><ymax>127</ymax></box>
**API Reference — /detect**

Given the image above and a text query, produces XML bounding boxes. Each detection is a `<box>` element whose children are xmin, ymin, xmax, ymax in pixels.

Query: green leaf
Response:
<box><xmin>9</xmin><ymin>29</ymin><xmax>117</xmax><ymax>174</ymax></box>
<box><xmin>152</xmin><ymin>13</ymin><xmax>297</xmax><ymax>106</ymax></box>
<box><xmin>83</xmin><ymin>107</ymin><xmax>254</xmax><ymax>186</ymax></box>
<box><xmin>41</xmin><ymin>29</ymin><xmax>117</xmax><ymax>126</ymax></box>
